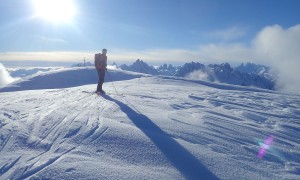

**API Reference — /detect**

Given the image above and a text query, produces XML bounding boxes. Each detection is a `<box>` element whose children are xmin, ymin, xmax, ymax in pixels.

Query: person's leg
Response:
<box><xmin>98</xmin><ymin>70</ymin><xmax>105</xmax><ymax>92</ymax></box>
<box><xmin>100</xmin><ymin>70</ymin><xmax>105</xmax><ymax>92</ymax></box>
<box><xmin>96</xmin><ymin>69</ymin><xmax>102</xmax><ymax>92</ymax></box>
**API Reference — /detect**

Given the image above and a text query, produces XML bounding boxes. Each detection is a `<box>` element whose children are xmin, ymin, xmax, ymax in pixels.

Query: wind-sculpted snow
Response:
<box><xmin>102</xmin><ymin>94</ymin><xmax>217</xmax><ymax>179</ymax></box>
<box><xmin>0</xmin><ymin>73</ymin><xmax>299</xmax><ymax>179</ymax></box>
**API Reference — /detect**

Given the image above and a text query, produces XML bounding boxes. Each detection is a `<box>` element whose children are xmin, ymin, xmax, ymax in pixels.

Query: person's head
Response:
<box><xmin>102</xmin><ymin>48</ymin><xmax>107</xmax><ymax>55</ymax></box>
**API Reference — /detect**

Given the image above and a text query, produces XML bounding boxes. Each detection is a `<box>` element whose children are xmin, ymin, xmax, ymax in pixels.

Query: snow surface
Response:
<box><xmin>0</xmin><ymin>67</ymin><xmax>300</xmax><ymax>179</ymax></box>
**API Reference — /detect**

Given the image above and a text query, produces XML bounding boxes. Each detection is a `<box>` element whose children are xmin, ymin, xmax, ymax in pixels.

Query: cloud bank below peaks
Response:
<box><xmin>253</xmin><ymin>24</ymin><xmax>300</xmax><ymax>93</ymax></box>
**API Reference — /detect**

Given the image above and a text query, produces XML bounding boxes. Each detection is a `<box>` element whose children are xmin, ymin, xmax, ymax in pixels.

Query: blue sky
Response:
<box><xmin>0</xmin><ymin>0</ymin><xmax>300</xmax><ymax>65</ymax></box>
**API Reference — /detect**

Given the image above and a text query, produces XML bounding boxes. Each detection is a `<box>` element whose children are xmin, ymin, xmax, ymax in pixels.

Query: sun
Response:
<box><xmin>33</xmin><ymin>0</ymin><xmax>76</xmax><ymax>23</ymax></box>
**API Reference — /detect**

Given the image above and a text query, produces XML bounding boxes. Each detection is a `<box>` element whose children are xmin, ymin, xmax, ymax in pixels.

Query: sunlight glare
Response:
<box><xmin>33</xmin><ymin>0</ymin><xmax>76</xmax><ymax>23</ymax></box>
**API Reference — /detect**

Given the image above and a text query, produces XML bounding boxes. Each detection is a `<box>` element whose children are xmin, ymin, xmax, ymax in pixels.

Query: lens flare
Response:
<box><xmin>257</xmin><ymin>135</ymin><xmax>274</xmax><ymax>158</ymax></box>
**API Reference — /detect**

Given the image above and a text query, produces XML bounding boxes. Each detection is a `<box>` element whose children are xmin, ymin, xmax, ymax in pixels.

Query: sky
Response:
<box><xmin>0</xmin><ymin>0</ymin><xmax>299</xmax><ymax>65</ymax></box>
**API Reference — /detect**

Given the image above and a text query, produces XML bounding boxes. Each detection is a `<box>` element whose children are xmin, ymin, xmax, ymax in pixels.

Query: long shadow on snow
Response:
<box><xmin>102</xmin><ymin>94</ymin><xmax>218</xmax><ymax>180</ymax></box>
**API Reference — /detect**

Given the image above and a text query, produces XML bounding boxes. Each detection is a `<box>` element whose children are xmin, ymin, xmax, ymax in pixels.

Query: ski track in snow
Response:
<box><xmin>0</xmin><ymin>88</ymin><xmax>113</xmax><ymax>179</ymax></box>
<box><xmin>0</xmin><ymin>72</ymin><xmax>300</xmax><ymax>179</ymax></box>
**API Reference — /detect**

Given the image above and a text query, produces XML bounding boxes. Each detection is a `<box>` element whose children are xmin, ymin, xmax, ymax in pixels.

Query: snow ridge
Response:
<box><xmin>0</xmin><ymin>68</ymin><xmax>143</xmax><ymax>92</ymax></box>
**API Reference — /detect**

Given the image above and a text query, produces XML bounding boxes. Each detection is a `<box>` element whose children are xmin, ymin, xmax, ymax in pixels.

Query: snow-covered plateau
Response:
<box><xmin>0</xmin><ymin>67</ymin><xmax>300</xmax><ymax>179</ymax></box>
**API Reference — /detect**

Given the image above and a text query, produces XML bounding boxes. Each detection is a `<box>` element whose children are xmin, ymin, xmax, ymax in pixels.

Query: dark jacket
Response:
<box><xmin>94</xmin><ymin>53</ymin><xmax>107</xmax><ymax>70</ymax></box>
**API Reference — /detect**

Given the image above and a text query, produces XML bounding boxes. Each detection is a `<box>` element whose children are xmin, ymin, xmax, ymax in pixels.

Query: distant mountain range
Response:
<box><xmin>69</xmin><ymin>59</ymin><xmax>275</xmax><ymax>90</ymax></box>
<box><xmin>117</xmin><ymin>60</ymin><xmax>276</xmax><ymax>90</ymax></box>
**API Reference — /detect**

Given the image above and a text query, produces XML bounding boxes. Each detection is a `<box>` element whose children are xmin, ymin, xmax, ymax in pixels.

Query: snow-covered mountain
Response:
<box><xmin>0</xmin><ymin>67</ymin><xmax>299</xmax><ymax>179</ymax></box>
<box><xmin>208</xmin><ymin>63</ymin><xmax>275</xmax><ymax>90</ymax></box>
<box><xmin>175</xmin><ymin>61</ymin><xmax>206</xmax><ymax>77</ymax></box>
<box><xmin>234</xmin><ymin>62</ymin><xmax>276</xmax><ymax>81</ymax></box>
<box><xmin>120</xmin><ymin>60</ymin><xmax>178</xmax><ymax>76</ymax></box>
<box><xmin>120</xmin><ymin>59</ymin><xmax>159</xmax><ymax>75</ymax></box>
<box><xmin>156</xmin><ymin>63</ymin><xmax>178</xmax><ymax>76</ymax></box>
<box><xmin>119</xmin><ymin>60</ymin><xmax>275</xmax><ymax>90</ymax></box>
<box><xmin>235</xmin><ymin>62</ymin><xmax>270</xmax><ymax>75</ymax></box>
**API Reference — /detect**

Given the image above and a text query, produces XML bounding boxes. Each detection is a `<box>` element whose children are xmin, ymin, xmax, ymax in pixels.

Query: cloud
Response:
<box><xmin>186</xmin><ymin>70</ymin><xmax>210</xmax><ymax>81</ymax></box>
<box><xmin>253</xmin><ymin>24</ymin><xmax>300</xmax><ymax>93</ymax></box>
<box><xmin>37</xmin><ymin>36</ymin><xmax>68</xmax><ymax>44</ymax></box>
<box><xmin>206</xmin><ymin>26</ymin><xmax>248</xmax><ymax>41</ymax></box>
<box><xmin>0</xmin><ymin>63</ymin><xmax>17</xmax><ymax>87</ymax></box>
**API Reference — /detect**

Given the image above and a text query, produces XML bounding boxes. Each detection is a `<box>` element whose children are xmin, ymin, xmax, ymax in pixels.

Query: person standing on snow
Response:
<box><xmin>94</xmin><ymin>48</ymin><xmax>107</xmax><ymax>94</ymax></box>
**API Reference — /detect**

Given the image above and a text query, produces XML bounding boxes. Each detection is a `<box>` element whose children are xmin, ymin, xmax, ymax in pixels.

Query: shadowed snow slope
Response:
<box><xmin>0</xmin><ymin>69</ymin><xmax>299</xmax><ymax>179</ymax></box>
